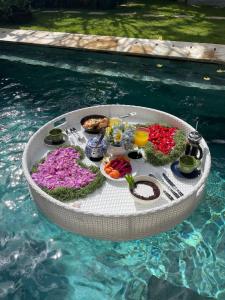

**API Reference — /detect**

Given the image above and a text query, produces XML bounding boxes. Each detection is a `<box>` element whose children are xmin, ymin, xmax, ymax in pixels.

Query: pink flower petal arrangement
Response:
<box><xmin>32</xmin><ymin>147</ymin><xmax>96</xmax><ymax>189</ymax></box>
<box><xmin>31</xmin><ymin>146</ymin><xmax>105</xmax><ymax>201</ymax></box>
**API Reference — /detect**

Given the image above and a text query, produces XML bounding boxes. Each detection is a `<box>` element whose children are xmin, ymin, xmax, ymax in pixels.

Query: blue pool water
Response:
<box><xmin>0</xmin><ymin>43</ymin><xmax>225</xmax><ymax>299</ymax></box>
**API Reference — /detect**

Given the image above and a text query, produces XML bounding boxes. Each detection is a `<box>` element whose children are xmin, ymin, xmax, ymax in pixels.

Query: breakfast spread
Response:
<box><xmin>38</xmin><ymin>111</ymin><xmax>204</xmax><ymax>204</ymax></box>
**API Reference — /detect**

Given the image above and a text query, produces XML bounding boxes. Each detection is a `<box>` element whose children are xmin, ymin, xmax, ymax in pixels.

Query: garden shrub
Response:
<box><xmin>31</xmin><ymin>0</ymin><xmax>124</xmax><ymax>9</ymax></box>
<box><xmin>0</xmin><ymin>0</ymin><xmax>32</xmax><ymax>23</ymax></box>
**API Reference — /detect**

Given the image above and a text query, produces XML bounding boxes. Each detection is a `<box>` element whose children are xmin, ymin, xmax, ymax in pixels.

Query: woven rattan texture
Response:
<box><xmin>23</xmin><ymin>105</ymin><xmax>210</xmax><ymax>240</ymax></box>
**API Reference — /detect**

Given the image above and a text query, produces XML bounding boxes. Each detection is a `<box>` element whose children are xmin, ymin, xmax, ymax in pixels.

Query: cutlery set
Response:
<box><xmin>65</xmin><ymin>128</ymin><xmax>85</xmax><ymax>143</ymax></box>
<box><xmin>149</xmin><ymin>172</ymin><xmax>183</xmax><ymax>201</ymax></box>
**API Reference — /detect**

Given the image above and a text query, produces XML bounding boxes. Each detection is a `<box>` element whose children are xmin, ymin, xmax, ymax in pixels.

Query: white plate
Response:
<box><xmin>130</xmin><ymin>176</ymin><xmax>163</xmax><ymax>205</ymax></box>
<box><xmin>100</xmin><ymin>160</ymin><xmax>136</xmax><ymax>182</ymax></box>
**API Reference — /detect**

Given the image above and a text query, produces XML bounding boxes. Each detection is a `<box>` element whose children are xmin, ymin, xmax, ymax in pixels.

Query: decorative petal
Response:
<box><xmin>32</xmin><ymin>147</ymin><xmax>96</xmax><ymax>190</ymax></box>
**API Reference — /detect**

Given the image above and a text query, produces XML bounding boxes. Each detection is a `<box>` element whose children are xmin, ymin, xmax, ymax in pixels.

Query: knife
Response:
<box><xmin>162</xmin><ymin>173</ymin><xmax>184</xmax><ymax>197</ymax></box>
<box><xmin>149</xmin><ymin>174</ymin><xmax>174</xmax><ymax>201</ymax></box>
<box><xmin>163</xmin><ymin>190</ymin><xmax>174</xmax><ymax>201</ymax></box>
<box><xmin>161</xmin><ymin>180</ymin><xmax>180</xmax><ymax>199</ymax></box>
<box><xmin>150</xmin><ymin>173</ymin><xmax>180</xmax><ymax>199</ymax></box>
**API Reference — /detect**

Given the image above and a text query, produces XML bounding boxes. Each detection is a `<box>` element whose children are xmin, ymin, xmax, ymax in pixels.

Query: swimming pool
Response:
<box><xmin>0</xmin><ymin>43</ymin><xmax>225</xmax><ymax>299</ymax></box>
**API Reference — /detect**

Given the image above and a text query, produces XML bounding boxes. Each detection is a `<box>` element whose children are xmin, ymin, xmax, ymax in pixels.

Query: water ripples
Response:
<box><xmin>0</xmin><ymin>45</ymin><xmax>225</xmax><ymax>299</ymax></box>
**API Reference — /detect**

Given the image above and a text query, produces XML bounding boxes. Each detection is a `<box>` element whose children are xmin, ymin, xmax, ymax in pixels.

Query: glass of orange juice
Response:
<box><xmin>128</xmin><ymin>127</ymin><xmax>149</xmax><ymax>159</ymax></box>
<box><xmin>134</xmin><ymin>128</ymin><xmax>149</xmax><ymax>147</ymax></box>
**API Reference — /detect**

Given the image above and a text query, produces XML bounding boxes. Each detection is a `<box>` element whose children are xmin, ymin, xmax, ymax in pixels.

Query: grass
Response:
<box><xmin>1</xmin><ymin>0</ymin><xmax>225</xmax><ymax>44</ymax></box>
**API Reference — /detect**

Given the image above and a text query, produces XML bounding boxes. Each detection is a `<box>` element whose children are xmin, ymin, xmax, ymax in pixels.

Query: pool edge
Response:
<box><xmin>0</xmin><ymin>28</ymin><xmax>225</xmax><ymax>64</ymax></box>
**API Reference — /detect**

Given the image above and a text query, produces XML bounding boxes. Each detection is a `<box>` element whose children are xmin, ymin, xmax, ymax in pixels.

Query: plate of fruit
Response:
<box><xmin>100</xmin><ymin>156</ymin><xmax>135</xmax><ymax>181</ymax></box>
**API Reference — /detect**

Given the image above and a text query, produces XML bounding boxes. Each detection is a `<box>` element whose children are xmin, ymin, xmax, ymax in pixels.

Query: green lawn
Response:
<box><xmin>2</xmin><ymin>0</ymin><xmax>225</xmax><ymax>44</ymax></box>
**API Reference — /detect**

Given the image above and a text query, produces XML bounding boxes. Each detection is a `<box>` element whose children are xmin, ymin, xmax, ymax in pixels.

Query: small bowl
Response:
<box><xmin>80</xmin><ymin>114</ymin><xmax>109</xmax><ymax>134</ymax></box>
<box><xmin>129</xmin><ymin>175</ymin><xmax>162</xmax><ymax>205</ymax></box>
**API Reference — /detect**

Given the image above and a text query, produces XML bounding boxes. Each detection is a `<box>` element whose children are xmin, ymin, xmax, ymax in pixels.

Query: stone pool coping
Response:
<box><xmin>0</xmin><ymin>28</ymin><xmax>225</xmax><ymax>64</ymax></box>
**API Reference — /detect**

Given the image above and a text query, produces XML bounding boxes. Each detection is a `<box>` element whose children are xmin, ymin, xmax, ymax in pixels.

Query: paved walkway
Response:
<box><xmin>0</xmin><ymin>28</ymin><xmax>225</xmax><ymax>64</ymax></box>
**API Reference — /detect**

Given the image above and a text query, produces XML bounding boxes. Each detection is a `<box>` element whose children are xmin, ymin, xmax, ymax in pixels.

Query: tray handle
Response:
<box><xmin>54</xmin><ymin>117</ymin><xmax>67</xmax><ymax>128</ymax></box>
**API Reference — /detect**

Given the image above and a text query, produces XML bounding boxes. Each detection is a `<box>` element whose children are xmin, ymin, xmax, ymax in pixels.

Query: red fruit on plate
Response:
<box><xmin>105</xmin><ymin>157</ymin><xmax>132</xmax><ymax>179</ymax></box>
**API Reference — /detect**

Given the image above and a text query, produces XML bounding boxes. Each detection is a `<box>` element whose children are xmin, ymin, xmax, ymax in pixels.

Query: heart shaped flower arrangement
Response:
<box><xmin>31</xmin><ymin>146</ymin><xmax>105</xmax><ymax>202</ymax></box>
<box><xmin>144</xmin><ymin>124</ymin><xmax>186</xmax><ymax>166</ymax></box>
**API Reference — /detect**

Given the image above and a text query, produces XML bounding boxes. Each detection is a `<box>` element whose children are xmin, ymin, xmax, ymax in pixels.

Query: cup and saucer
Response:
<box><xmin>44</xmin><ymin>128</ymin><xmax>68</xmax><ymax>147</ymax></box>
<box><xmin>171</xmin><ymin>155</ymin><xmax>201</xmax><ymax>179</ymax></box>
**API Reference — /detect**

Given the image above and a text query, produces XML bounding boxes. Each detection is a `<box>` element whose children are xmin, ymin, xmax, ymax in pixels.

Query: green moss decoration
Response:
<box><xmin>31</xmin><ymin>145</ymin><xmax>105</xmax><ymax>202</ymax></box>
<box><xmin>144</xmin><ymin>129</ymin><xmax>187</xmax><ymax>166</ymax></box>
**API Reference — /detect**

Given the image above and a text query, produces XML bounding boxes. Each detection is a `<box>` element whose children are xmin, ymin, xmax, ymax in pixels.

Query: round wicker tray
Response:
<box><xmin>22</xmin><ymin>105</ymin><xmax>211</xmax><ymax>241</ymax></box>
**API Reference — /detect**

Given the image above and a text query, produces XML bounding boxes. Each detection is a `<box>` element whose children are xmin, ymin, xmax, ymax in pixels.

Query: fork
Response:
<box><xmin>65</xmin><ymin>128</ymin><xmax>78</xmax><ymax>144</ymax></box>
<box><xmin>71</xmin><ymin>127</ymin><xmax>85</xmax><ymax>143</ymax></box>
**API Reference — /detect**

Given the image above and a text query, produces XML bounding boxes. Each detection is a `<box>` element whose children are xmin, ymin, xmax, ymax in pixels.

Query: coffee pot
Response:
<box><xmin>185</xmin><ymin>131</ymin><xmax>203</xmax><ymax>160</ymax></box>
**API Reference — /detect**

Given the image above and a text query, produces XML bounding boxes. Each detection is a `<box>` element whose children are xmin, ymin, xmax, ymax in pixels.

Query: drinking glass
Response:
<box><xmin>134</xmin><ymin>128</ymin><xmax>149</xmax><ymax>147</ymax></box>
<box><xmin>129</xmin><ymin>127</ymin><xmax>149</xmax><ymax>159</ymax></box>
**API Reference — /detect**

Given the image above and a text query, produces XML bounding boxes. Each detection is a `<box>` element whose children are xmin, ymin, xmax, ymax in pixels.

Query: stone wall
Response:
<box><xmin>188</xmin><ymin>0</ymin><xmax>225</xmax><ymax>7</ymax></box>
